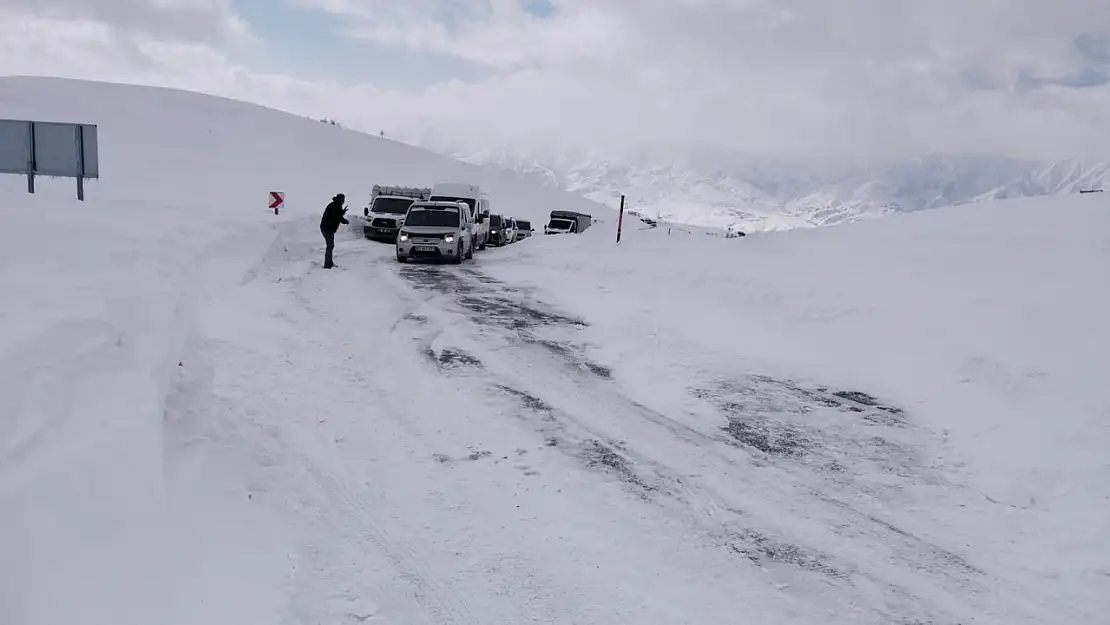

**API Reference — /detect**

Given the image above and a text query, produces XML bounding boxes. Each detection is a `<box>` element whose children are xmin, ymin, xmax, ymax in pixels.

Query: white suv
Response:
<box><xmin>396</xmin><ymin>201</ymin><xmax>475</xmax><ymax>264</ymax></box>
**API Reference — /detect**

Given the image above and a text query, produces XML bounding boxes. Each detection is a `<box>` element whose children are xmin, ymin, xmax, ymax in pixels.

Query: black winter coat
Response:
<box><xmin>320</xmin><ymin>199</ymin><xmax>349</xmax><ymax>232</ymax></box>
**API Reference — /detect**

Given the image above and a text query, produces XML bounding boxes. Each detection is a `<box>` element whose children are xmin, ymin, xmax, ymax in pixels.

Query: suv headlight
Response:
<box><xmin>443</xmin><ymin>234</ymin><xmax>455</xmax><ymax>243</ymax></box>
<box><xmin>399</xmin><ymin>232</ymin><xmax>409</xmax><ymax>241</ymax></box>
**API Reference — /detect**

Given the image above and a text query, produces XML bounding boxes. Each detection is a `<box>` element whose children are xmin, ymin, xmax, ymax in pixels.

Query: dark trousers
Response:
<box><xmin>321</xmin><ymin>227</ymin><xmax>336</xmax><ymax>267</ymax></box>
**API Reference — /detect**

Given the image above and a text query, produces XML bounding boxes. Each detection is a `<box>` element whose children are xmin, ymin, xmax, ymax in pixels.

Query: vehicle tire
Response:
<box><xmin>479</xmin><ymin>235</ymin><xmax>487</xmax><ymax>251</ymax></box>
<box><xmin>451</xmin><ymin>242</ymin><xmax>463</xmax><ymax>264</ymax></box>
<box><xmin>396</xmin><ymin>253</ymin><xmax>406</xmax><ymax>263</ymax></box>
<box><xmin>465</xmin><ymin>239</ymin><xmax>474</xmax><ymax>260</ymax></box>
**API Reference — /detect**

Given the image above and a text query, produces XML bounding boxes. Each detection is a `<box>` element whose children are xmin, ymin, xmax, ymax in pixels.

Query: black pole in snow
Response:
<box><xmin>616</xmin><ymin>194</ymin><xmax>625</xmax><ymax>243</ymax></box>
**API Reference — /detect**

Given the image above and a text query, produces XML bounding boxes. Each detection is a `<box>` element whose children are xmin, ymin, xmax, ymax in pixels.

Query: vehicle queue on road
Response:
<box><xmin>357</xmin><ymin>182</ymin><xmax>588</xmax><ymax>264</ymax></box>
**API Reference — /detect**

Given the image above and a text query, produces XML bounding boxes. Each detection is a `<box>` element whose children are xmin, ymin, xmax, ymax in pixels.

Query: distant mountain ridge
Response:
<box><xmin>411</xmin><ymin>139</ymin><xmax>1110</xmax><ymax>231</ymax></box>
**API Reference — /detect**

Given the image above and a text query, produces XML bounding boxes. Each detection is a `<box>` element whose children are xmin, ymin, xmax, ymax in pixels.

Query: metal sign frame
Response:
<box><xmin>0</xmin><ymin>118</ymin><xmax>99</xmax><ymax>201</ymax></box>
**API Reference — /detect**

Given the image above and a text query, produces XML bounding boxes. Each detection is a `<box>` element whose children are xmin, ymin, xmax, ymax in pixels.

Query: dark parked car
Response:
<box><xmin>487</xmin><ymin>214</ymin><xmax>509</xmax><ymax>246</ymax></box>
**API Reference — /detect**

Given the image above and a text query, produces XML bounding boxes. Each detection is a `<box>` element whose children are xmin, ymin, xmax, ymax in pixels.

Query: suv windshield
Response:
<box><xmin>489</xmin><ymin>215</ymin><xmax>503</xmax><ymax>227</ymax></box>
<box><xmin>371</xmin><ymin>197</ymin><xmax>414</xmax><ymax>214</ymax></box>
<box><xmin>517</xmin><ymin>220</ymin><xmax>531</xmax><ymax>230</ymax></box>
<box><xmin>429</xmin><ymin>195</ymin><xmax>476</xmax><ymax>214</ymax></box>
<box><xmin>548</xmin><ymin>218</ymin><xmax>573</xmax><ymax>230</ymax></box>
<box><xmin>405</xmin><ymin>208</ymin><xmax>459</xmax><ymax>228</ymax></box>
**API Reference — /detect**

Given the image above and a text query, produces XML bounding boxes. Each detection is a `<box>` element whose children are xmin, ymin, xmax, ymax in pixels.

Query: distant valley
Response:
<box><xmin>413</xmin><ymin>138</ymin><xmax>1110</xmax><ymax>231</ymax></box>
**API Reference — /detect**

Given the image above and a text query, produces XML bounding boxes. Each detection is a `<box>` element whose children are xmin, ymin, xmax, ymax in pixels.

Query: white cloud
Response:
<box><xmin>3</xmin><ymin>0</ymin><xmax>1110</xmax><ymax>161</ymax></box>
<box><xmin>292</xmin><ymin>0</ymin><xmax>1110</xmax><ymax>159</ymax></box>
<box><xmin>0</xmin><ymin>9</ymin><xmax>357</xmax><ymax>122</ymax></box>
<box><xmin>1</xmin><ymin>0</ymin><xmax>252</xmax><ymax>46</ymax></box>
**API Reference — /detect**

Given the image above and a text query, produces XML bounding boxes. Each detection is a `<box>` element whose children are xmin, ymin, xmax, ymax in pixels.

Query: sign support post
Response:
<box><xmin>26</xmin><ymin>123</ymin><xmax>35</xmax><ymax>195</ymax></box>
<box><xmin>76</xmin><ymin>124</ymin><xmax>85</xmax><ymax>201</ymax></box>
<box><xmin>616</xmin><ymin>194</ymin><xmax>625</xmax><ymax>243</ymax></box>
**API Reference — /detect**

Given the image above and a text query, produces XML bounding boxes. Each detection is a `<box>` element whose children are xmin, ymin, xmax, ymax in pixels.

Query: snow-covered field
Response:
<box><xmin>2</xmin><ymin>77</ymin><xmax>1107</xmax><ymax>625</ymax></box>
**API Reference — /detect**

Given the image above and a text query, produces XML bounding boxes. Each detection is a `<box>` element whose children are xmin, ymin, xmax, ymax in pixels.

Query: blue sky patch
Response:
<box><xmin>1074</xmin><ymin>33</ymin><xmax>1110</xmax><ymax>64</ymax></box>
<box><xmin>521</xmin><ymin>0</ymin><xmax>556</xmax><ymax>18</ymax></box>
<box><xmin>231</xmin><ymin>0</ymin><xmax>491</xmax><ymax>89</ymax></box>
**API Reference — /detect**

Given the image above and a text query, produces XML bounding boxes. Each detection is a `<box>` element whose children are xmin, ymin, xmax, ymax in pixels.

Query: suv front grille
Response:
<box><xmin>371</xmin><ymin>218</ymin><xmax>397</xmax><ymax>228</ymax></box>
<box><xmin>406</xmin><ymin>233</ymin><xmax>454</xmax><ymax>241</ymax></box>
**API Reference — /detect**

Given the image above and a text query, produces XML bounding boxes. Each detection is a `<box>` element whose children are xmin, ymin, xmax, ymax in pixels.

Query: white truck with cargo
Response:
<box><xmin>544</xmin><ymin>210</ymin><xmax>592</xmax><ymax>234</ymax></box>
<box><xmin>428</xmin><ymin>183</ymin><xmax>490</xmax><ymax>250</ymax></box>
<box><xmin>363</xmin><ymin>185</ymin><xmax>430</xmax><ymax>242</ymax></box>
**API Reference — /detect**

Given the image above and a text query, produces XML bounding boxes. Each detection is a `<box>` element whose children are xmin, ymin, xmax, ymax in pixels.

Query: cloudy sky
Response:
<box><xmin>2</xmin><ymin>0</ymin><xmax>1110</xmax><ymax>161</ymax></box>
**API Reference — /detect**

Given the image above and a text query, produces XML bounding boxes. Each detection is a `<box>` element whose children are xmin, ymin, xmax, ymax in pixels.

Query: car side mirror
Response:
<box><xmin>364</xmin><ymin>208</ymin><xmax>369</xmax><ymax>216</ymax></box>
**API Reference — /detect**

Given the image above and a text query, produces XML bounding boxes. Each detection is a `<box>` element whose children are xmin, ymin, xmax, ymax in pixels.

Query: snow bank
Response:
<box><xmin>0</xmin><ymin>186</ymin><xmax>298</xmax><ymax>623</ymax></box>
<box><xmin>481</xmin><ymin>193</ymin><xmax>1110</xmax><ymax>616</ymax></box>
<box><xmin>0</xmin><ymin>76</ymin><xmax>605</xmax><ymax>624</ymax></box>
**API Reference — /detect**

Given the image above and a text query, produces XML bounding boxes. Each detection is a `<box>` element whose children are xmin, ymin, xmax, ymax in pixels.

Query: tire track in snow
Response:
<box><xmin>390</xmin><ymin>262</ymin><xmax>1060</xmax><ymax>625</ymax></box>
<box><xmin>539</xmin><ymin>360</ymin><xmax>1011</xmax><ymax>623</ymax></box>
<box><xmin>230</xmin><ymin>240</ymin><xmax>576</xmax><ymax>623</ymax></box>
<box><xmin>157</xmin><ymin>308</ymin><xmax>421</xmax><ymax>622</ymax></box>
<box><xmin>177</xmin><ymin>236</ymin><xmax>482</xmax><ymax>624</ymax></box>
<box><xmin>203</xmin><ymin>328</ymin><xmax>478</xmax><ymax>624</ymax></box>
<box><xmin>230</xmin><ymin>238</ymin><xmax>1072</xmax><ymax>624</ymax></box>
<box><xmin>267</xmin><ymin>292</ymin><xmax>466</xmax><ymax>623</ymax></box>
<box><xmin>270</xmin><ymin>240</ymin><xmax>972</xmax><ymax>625</ymax></box>
<box><xmin>283</xmin><ymin>438</ymin><xmax>477</xmax><ymax>625</ymax></box>
<box><xmin>393</xmin><ymin>268</ymin><xmax>886</xmax><ymax>598</ymax></box>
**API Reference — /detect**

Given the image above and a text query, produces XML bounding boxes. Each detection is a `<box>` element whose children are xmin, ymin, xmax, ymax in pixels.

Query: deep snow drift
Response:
<box><xmin>1</xmin><ymin>77</ymin><xmax>1107</xmax><ymax>625</ymax></box>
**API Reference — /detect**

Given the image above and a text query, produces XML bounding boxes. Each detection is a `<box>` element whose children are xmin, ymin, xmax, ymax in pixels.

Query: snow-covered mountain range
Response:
<box><xmin>414</xmin><ymin>138</ymin><xmax>1110</xmax><ymax>231</ymax></box>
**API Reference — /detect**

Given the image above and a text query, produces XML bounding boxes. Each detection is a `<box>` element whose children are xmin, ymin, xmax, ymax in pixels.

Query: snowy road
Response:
<box><xmin>4</xmin><ymin>78</ymin><xmax>1105</xmax><ymax>625</ymax></box>
<box><xmin>162</xmin><ymin>221</ymin><xmax>1095</xmax><ymax>625</ymax></box>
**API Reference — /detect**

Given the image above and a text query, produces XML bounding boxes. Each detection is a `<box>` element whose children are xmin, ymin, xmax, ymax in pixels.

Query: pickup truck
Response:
<box><xmin>544</xmin><ymin>210</ymin><xmax>592</xmax><ymax>234</ymax></box>
<box><xmin>363</xmin><ymin>185</ymin><xmax>430</xmax><ymax>242</ymax></box>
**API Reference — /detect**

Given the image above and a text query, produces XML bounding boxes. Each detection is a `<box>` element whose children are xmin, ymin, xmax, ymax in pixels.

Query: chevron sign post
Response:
<box><xmin>269</xmin><ymin>191</ymin><xmax>285</xmax><ymax>214</ymax></box>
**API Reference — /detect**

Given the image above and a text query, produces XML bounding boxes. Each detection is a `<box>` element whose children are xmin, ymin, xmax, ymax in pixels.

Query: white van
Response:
<box><xmin>429</xmin><ymin>183</ymin><xmax>489</xmax><ymax>250</ymax></box>
<box><xmin>396</xmin><ymin>201</ymin><xmax>474</xmax><ymax>264</ymax></box>
<box><xmin>478</xmin><ymin>193</ymin><xmax>492</xmax><ymax>248</ymax></box>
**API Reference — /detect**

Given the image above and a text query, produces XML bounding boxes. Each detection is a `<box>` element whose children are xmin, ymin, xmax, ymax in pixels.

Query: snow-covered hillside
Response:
<box><xmin>422</xmin><ymin>139</ymin><xmax>1110</xmax><ymax>231</ymax></box>
<box><xmin>0</xmin><ymin>77</ymin><xmax>602</xmax><ymax>222</ymax></box>
<box><xmin>2</xmin><ymin>76</ymin><xmax>1108</xmax><ymax>625</ymax></box>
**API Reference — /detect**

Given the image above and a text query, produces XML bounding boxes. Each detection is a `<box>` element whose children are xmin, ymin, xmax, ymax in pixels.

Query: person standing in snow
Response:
<box><xmin>319</xmin><ymin>193</ymin><xmax>348</xmax><ymax>269</ymax></box>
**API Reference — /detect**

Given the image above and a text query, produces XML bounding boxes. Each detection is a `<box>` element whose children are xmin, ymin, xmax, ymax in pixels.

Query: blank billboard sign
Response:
<box><xmin>0</xmin><ymin>119</ymin><xmax>30</xmax><ymax>175</ymax></box>
<box><xmin>81</xmin><ymin>124</ymin><xmax>99</xmax><ymax>178</ymax></box>
<box><xmin>0</xmin><ymin>118</ymin><xmax>99</xmax><ymax>199</ymax></box>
